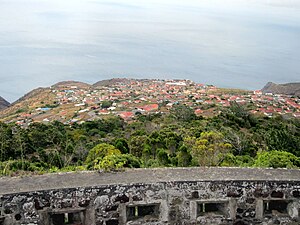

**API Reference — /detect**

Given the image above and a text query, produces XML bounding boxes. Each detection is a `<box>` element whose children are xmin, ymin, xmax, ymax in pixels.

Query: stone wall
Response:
<box><xmin>1</xmin><ymin>179</ymin><xmax>300</xmax><ymax>225</ymax></box>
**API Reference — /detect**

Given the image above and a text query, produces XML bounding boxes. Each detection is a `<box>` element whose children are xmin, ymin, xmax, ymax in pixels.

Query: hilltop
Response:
<box><xmin>0</xmin><ymin>96</ymin><xmax>10</xmax><ymax>110</ymax></box>
<box><xmin>52</xmin><ymin>81</ymin><xmax>91</xmax><ymax>89</ymax></box>
<box><xmin>93</xmin><ymin>78</ymin><xmax>133</xmax><ymax>88</ymax></box>
<box><xmin>262</xmin><ymin>82</ymin><xmax>300</xmax><ymax>96</ymax></box>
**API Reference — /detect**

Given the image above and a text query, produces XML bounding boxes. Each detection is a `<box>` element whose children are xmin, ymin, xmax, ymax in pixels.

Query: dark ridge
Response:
<box><xmin>261</xmin><ymin>82</ymin><xmax>300</xmax><ymax>96</ymax></box>
<box><xmin>0</xmin><ymin>96</ymin><xmax>10</xmax><ymax>111</ymax></box>
<box><xmin>92</xmin><ymin>78</ymin><xmax>134</xmax><ymax>88</ymax></box>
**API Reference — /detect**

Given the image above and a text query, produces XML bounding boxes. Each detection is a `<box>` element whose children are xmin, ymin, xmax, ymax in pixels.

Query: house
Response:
<box><xmin>253</xmin><ymin>90</ymin><xmax>262</xmax><ymax>95</ymax></box>
<box><xmin>119</xmin><ymin>111</ymin><xmax>134</xmax><ymax>120</ymax></box>
<box><xmin>194</xmin><ymin>109</ymin><xmax>203</xmax><ymax>115</ymax></box>
<box><xmin>141</xmin><ymin>104</ymin><xmax>159</xmax><ymax>112</ymax></box>
<box><xmin>293</xmin><ymin>112</ymin><xmax>300</xmax><ymax>118</ymax></box>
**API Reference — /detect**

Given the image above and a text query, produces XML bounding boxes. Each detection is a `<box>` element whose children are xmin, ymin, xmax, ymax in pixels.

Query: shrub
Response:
<box><xmin>254</xmin><ymin>150</ymin><xmax>300</xmax><ymax>169</ymax></box>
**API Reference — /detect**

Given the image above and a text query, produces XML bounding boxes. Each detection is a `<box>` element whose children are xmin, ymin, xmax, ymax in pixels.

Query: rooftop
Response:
<box><xmin>1</xmin><ymin>167</ymin><xmax>300</xmax><ymax>195</ymax></box>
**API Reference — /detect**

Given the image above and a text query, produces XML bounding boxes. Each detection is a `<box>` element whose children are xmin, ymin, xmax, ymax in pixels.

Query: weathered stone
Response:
<box><xmin>0</xmin><ymin>168</ymin><xmax>299</xmax><ymax>225</ymax></box>
<box><xmin>245</xmin><ymin>198</ymin><xmax>255</xmax><ymax>204</ymax></box>
<box><xmin>271</xmin><ymin>190</ymin><xmax>284</xmax><ymax>198</ymax></box>
<box><xmin>191</xmin><ymin>191</ymin><xmax>199</xmax><ymax>199</ymax></box>
<box><xmin>227</xmin><ymin>189</ymin><xmax>243</xmax><ymax>198</ymax></box>
<box><xmin>115</xmin><ymin>194</ymin><xmax>129</xmax><ymax>203</ymax></box>
<box><xmin>292</xmin><ymin>190</ymin><xmax>300</xmax><ymax>198</ymax></box>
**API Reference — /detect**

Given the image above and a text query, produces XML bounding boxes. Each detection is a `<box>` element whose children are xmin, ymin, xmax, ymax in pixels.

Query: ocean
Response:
<box><xmin>0</xmin><ymin>0</ymin><xmax>299</xmax><ymax>102</ymax></box>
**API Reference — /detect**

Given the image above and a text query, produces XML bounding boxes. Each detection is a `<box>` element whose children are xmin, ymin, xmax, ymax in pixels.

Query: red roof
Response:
<box><xmin>142</xmin><ymin>104</ymin><xmax>159</xmax><ymax>111</ymax></box>
<box><xmin>119</xmin><ymin>112</ymin><xmax>134</xmax><ymax>119</ymax></box>
<box><xmin>194</xmin><ymin>109</ymin><xmax>203</xmax><ymax>115</ymax></box>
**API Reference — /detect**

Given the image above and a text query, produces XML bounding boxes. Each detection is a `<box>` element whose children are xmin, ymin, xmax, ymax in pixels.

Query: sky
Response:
<box><xmin>0</xmin><ymin>0</ymin><xmax>300</xmax><ymax>102</ymax></box>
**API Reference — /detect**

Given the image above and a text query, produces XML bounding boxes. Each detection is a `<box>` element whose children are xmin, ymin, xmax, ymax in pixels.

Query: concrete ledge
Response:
<box><xmin>1</xmin><ymin>167</ymin><xmax>300</xmax><ymax>194</ymax></box>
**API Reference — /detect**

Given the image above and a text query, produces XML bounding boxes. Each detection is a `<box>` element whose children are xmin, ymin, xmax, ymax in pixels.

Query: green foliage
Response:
<box><xmin>185</xmin><ymin>131</ymin><xmax>232</xmax><ymax>166</ymax></box>
<box><xmin>101</xmin><ymin>100</ymin><xmax>112</xmax><ymax>109</ymax></box>
<box><xmin>254</xmin><ymin>150</ymin><xmax>300</xmax><ymax>168</ymax></box>
<box><xmin>170</xmin><ymin>104</ymin><xmax>197</xmax><ymax>122</ymax></box>
<box><xmin>177</xmin><ymin>145</ymin><xmax>192</xmax><ymax>167</ymax></box>
<box><xmin>220</xmin><ymin>153</ymin><xmax>254</xmax><ymax>167</ymax></box>
<box><xmin>15</xmin><ymin>108</ymin><xmax>26</xmax><ymax>114</ymax></box>
<box><xmin>129</xmin><ymin>135</ymin><xmax>147</xmax><ymax>157</ymax></box>
<box><xmin>142</xmin><ymin>158</ymin><xmax>161</xmax><ymax>168</ymax></box>
<box><xmin>0</xmin><ymin>113</ymin><xmax>300</xmax><ymax>176</ymax></box>
<box><xmin>114</xmin><ymin>138</ymin><xmax>129</xmax><ymax>154</ymax></box>
<box><xmin>85</xmin><ymin>143</ymin><xmax>121</xmax><ymax>165</ymax></box>
<box><xmin>0</xmin><ymin>160</ymin><xmax>47</xmax><ymax>176</ymax></box>
<box><xmin>221</xmin><ymin>127</ymin><xmax>256</xmax><ymax>156</ymax></box>
<box><xmin>156</xmin><ymin>148</ymin><xmax>170</xmax><ymax>166</ymax></box>
<box><xmin>40</xmin><ymin>103</ymin><xmax>59</xmax><ymax>109</ymax></box>
<box><xmin>93</xmin><ymin>154</ymin><xmax>141</xmax><ymax>171</ymax></box>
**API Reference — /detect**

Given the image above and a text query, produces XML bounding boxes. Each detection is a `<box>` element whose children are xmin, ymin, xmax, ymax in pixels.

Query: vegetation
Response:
<box><xmin>0</xmin><ymin>103</ymin><xmax>299</xmax><ymax>175</ymax></box>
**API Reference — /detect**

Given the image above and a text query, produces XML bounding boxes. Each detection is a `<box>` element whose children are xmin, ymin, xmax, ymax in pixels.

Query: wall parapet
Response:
<box><xmin>0</xmin><ymin>167</ymin><xmax>300</xmax><ymax>225</ymax></box>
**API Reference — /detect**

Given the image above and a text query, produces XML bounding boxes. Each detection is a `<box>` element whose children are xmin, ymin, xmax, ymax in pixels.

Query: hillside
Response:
<box><xmin>0</xmin><ymin>96</ymin><xmax>10</xmax><ymax>110</ymax></box>
<box><xmin>262</xmin><ymin>82</ymin><xmax>300</xmax><ymax>96</ymax></box>
<box><xmin>0</xmin><ymin>78</ymin><xmax>299</xmax><ymax>176</ymax></box>
<box><xmin>0</xmin><ymin>78</ymin><xmax>299</xmax><ymax>125</ymax></box>
<box><xmin>0</xmin><ymin>88</ymin><xmax>56</xmax><ymax>122</ymax></box>
<box><xmin>12</xmin><ymin>87</ymin><xmax>49</xmax><ymax>105</ymax></box>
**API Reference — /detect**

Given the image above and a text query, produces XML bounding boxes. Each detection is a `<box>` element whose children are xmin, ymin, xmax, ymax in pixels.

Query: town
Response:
<box><xmin>1</xmin><ymin>78</ymin><xmax>299</xmax><ymax>126</ymax></box>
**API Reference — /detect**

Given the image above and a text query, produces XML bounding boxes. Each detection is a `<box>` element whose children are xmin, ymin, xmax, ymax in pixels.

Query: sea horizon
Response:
<box><xmin>1</xmin><ymin>0</ymin><xmax>300</xmax><ymax>102</ymax></box>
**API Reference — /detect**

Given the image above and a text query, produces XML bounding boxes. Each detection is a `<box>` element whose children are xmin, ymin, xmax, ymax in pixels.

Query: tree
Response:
<box><xmin>184</xmin><ymin>131</ymin><xmax>232</xmax><ymax>166</ymax></box>
<box><xmin>220</xmin><ymin>153</ymin><xmax>254</xmax><ymax>167</ymax></box>
<box><xmin>265</xmin><ymin>126</ymin><xmax>300</xmax><ymax>156</ymax></box>
<box><xmin>11</xmin><ymin>126</ymin><xmax>28</xmax><ymax>169</ymax></box>
<box><xmin>129</xmin><ymin>135</ymin><xmax>147</xmax><ymax>157</ymax></box>
<box><xmin>94</xmin><ymin>154</ymin><xmax>141</xmax><ymax>171</ymax></box>
<box><xmin>0</xmin><ymin>123</ymin><xmax>13</xmax><ymax>161</ymax></box>
<box><xmin>170</xmin><ymin>104</ymin><xmax>196</xmax><ymax>122</ymax></box>
<box><xmin>156</xmin><ymin>148</ymin><xmax>170</xmax><ymax>166</ymax></box>
<box><xmin>177</xmin><ymin>145</ymin><xmax>192</xmax><ymax>167</ymax></box>
<box><xmin>146</xmin><ymin>131</ymin><xmax>164</xmax><ymax>158</ymax></box>
<box><xmin>159</xmin><ymin>128</ymin><xmax>183</xmax><ymax>154</ymax></box>
<box><xmin>85</xmin><ymin>143</ymin><xmax>121</xmax><ymax>165</ymax></box>
<box><xmin>254</xmin><ymin>150</ymin><xmax>300</xmax><ymax>168</ymax></box>
<box><xmin>114</xmin><ymin>138</ymin><xmax>129</xmax><ymax>154</ymax></box>
<box><xmin>222</xmin><ymin>127</ymin><xmax>255</xmax><ymax>156</ymax></box>
<box><xmin>101</xmin><ymin>100</ymin><xmax>112</xmax><ymax>109</ymax></box>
